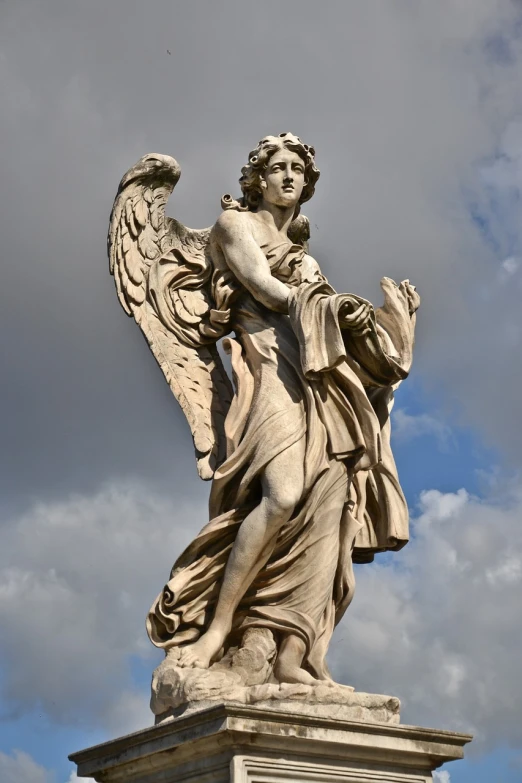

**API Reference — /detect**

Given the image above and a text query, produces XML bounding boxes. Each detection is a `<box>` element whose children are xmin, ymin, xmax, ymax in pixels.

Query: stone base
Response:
<box><xmin>70</xmin><ymin>701</ymin><xmax>472</xmax><ymax>782</ymax></box>
<box><xmin>159</xmin><ymin>687</ymin><xmax>401</xmax><ymax>726</ymax></box>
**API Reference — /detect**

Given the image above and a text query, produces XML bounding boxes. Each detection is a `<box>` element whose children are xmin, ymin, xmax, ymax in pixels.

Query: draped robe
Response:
<box><xmin>147</xmin><ymin>239</ymin><xmax>416</xmax><ymax>679</ymax></box>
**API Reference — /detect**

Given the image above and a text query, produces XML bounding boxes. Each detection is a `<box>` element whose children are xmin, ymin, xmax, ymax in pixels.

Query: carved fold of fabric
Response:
<box><xmin>287</xmin><ymin>280</ymin><xmax>413</xmax><ymax>386</ymax></box>
<box><xmin>288</xmin><ymin>282</ymin><xmax>382</xmax><ymax>470</ymax></box>
<box><xmin>352</xmin><ymin>386</ymin><xmax>409</xmax><ymax>560</ymax></box>
<box><xmin>287</xmin><ymin>280</ymin><xmax>414</xmax><ymax>561</ymax></box>
<box><xmin>147</xmin><ymin>459</ymin><xmax>350</xmax><ymax>680</ymax></box>
<box><xmin>147</xmin><ymin>509</ymin><xmax>243</xmax><ymax>648</ymax></box>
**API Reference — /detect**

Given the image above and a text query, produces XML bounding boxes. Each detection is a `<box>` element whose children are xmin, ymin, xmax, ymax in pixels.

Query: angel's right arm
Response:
<box><xmin>212</xmin><ymin>212</ymin><xmax>289</xmax><ymax>313</ymax></box>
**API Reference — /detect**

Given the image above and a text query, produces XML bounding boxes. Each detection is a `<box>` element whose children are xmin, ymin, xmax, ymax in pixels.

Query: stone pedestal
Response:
<box><xmin>70</xmin><ymin>701</ymin><xmax>471</xmax><ymax>783</ymax></box>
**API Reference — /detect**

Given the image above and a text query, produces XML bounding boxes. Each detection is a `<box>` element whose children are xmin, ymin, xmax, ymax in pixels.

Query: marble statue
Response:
<box><xmin>108</xmin><ymin>133</ymin><xmax>420</xmax><ymax>718</ymax></box>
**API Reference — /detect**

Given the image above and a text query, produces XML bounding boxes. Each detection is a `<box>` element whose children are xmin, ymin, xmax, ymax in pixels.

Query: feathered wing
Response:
<box><xmin>108</xmin><ymin>153</ymin><xmax>233</xmax><ymax>480</ymax></box>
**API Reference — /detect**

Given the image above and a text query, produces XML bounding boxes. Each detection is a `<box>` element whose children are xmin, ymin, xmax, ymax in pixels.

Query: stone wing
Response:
<box><xmin>108</xmin><ymin>153</ymin><xmax>232</xmax><ymax>479</ymax></box>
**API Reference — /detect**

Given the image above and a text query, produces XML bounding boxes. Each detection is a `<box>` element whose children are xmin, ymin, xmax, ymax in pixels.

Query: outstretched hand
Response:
<box><xmin>399</xmin><ymin>280</ymin><xmax>420</xmax><ymax>316</ymax></box>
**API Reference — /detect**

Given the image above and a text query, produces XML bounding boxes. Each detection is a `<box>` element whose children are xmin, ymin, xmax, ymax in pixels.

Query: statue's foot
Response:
<box><xmin>274</xmin><ymin>658</ymin><xmax>318</xmax><ymax>685</ymax></box>
<box><xmin>178</xmin><ymin>629</ymin><xmax>224</xmax><ymax>669</ymax></box>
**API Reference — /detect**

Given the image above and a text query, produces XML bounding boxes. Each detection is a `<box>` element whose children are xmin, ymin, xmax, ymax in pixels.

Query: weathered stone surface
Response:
<box><xmin>151</xmin><ymin>629</ymin><xmax>399</xmax><ymax>724</ymax></box>
<box><xmin>154</xmin><ymin>675</ymin><xmax>399</xmax><ymax>726</ymax></box>
<box><xmin>108</xmin><ymin>135</ymin><xmax>421</xmax><ymax>709</ymax></box>
<box><xmin>70</xmin><ymin>702</ymin><xmax>472</xmax><ymax>783</ymax></box>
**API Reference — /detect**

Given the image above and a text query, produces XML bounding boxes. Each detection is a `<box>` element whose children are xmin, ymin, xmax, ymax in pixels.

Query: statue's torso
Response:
<box><xmin>209</xmin><ymin>210</ymin><xmax>326</xmax><ymax>336</ymax></box>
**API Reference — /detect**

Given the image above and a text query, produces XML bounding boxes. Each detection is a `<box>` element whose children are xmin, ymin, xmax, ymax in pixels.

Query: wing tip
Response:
<box><xmin>196</xmin><ymin>453</ymin><xmax>215</xmax><ymax>481</ymax></box>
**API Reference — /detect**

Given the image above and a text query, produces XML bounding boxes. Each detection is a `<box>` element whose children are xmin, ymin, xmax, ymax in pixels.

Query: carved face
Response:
<box><xmin>260</xmin><ymin>149</ymin><xmax>306</xmax><ymax>209</ymax></box>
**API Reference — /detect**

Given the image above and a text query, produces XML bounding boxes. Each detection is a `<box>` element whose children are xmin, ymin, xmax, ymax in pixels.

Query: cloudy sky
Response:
<box><xmin>1</xmin><ymin>1</ymin><xmax>522</xmax><ymax>781</ymax></box>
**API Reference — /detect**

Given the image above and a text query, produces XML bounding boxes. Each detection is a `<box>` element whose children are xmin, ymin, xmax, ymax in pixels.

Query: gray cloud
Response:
<box><xmin>1</xmin><ymin>1</ymin><xmax>522</xmax><ymax>512</ymax></box>
<box><xmin>0</xmin><ymin>479</ymin><xmax>203</xmax><ymax>726</ymax></box>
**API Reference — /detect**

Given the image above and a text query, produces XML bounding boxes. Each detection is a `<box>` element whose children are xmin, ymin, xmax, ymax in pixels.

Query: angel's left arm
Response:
<box><xmin>298</xmin><ymin>252</ymin><xmax>328</xmax><ymax>284</ymax></box>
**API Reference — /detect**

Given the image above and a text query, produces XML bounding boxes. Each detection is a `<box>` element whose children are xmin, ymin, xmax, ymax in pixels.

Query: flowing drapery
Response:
<box><xmin>147</xmin><ymin>241</ymin><xmax>416</xmax><ymax>677</ymax></box>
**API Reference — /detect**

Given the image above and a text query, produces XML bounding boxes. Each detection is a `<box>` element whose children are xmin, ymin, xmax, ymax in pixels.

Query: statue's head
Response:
<box><xmin>239</xmin><ymin>133</ymin><xmax>320</xmax><ymax>211</ymax></box>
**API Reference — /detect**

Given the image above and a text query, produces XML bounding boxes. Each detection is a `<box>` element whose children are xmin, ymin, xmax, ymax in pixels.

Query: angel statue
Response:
<box><xmin>108</xmin><ymin>133</ymin><xmax>420</xmax><ymax>715</ymax></box>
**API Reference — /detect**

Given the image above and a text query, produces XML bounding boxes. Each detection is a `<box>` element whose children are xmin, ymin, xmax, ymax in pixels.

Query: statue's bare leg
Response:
<box><xmin>275</xmin><ymin>459</ymin><xmax>351</xmax><ymax>686</ymax></box>
<box><xmin>178</xmin><ymin>437</ymin><xmax>306</xmax><ymax>669</ymax></box>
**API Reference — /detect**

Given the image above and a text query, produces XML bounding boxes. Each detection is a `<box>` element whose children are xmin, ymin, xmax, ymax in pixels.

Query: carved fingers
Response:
<box><xmin>340</xmin><ymin>298</ymin><xmax>374</xmax><ymax>335</ymax></box>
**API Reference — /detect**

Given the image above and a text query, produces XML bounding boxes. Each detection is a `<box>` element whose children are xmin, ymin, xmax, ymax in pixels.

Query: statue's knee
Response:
<box><xmin>266</xmin><ymin>485</ymin><xmax>302</xmax><ymax>520</ymax></box>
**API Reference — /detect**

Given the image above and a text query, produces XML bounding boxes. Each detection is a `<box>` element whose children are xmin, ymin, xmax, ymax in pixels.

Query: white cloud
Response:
<box><xmin>66</xmin><ymin>771</ymin><xmax>91</xmax><ymax>783</ymax></box>
<box><xmin>104</xmin><ymin>689</ymin><xmax>156</xmax><ymax>736</ymax></box>
<box><xmin>392</xmin><ymin>409</ymin><xmax>454</xmax><ymax>449</ymax></box>
<box><xmin>0</xmin><ymin>481</ymin><xmax>205</xmax><ymax>728</ymax></box>
<box><xmin>330</xmin><ymin>480</ymin><xmax>522</xmax><ymax>750</ymax></box>
<box><xmin>0</xmin><ymin>750</ymin><xmax>52</xmax><ymax>783</ymax></box>
<box><xmin>433</xmin><ymin>772</ymin><xmax>451</xmax><ymax>783</ymax></box>
<box><xmin>501</xmin><ymin>257</ymin><xmax>520</xmax><ymax>277</ymax></box>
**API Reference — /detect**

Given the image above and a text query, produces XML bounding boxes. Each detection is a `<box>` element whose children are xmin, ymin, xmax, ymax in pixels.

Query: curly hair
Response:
<box><xmin>222</xmin><ymin>133</ymin><xmax>320</xmax><ymax>213</ymax></box>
